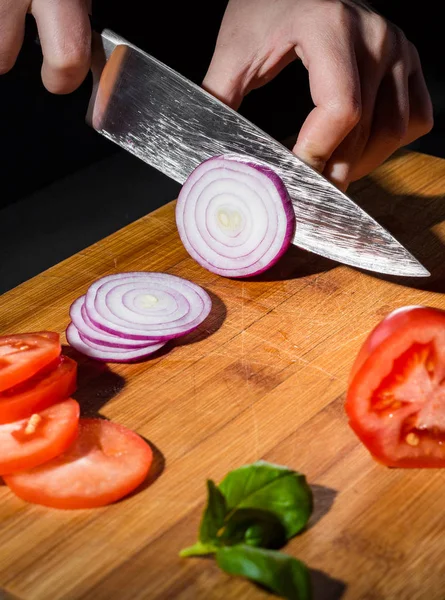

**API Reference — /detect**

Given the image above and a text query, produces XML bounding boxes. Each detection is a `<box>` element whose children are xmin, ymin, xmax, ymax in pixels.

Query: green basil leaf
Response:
<box><xmin>199</xmin><ymin>480</ymin><xmax>227</xmax><ymax>543</ymax></box>
<box><xmin>179</xmin><ymin>541</ymin><xmax>217</xmax><ymax>558</ymax></box>
<box><xmin>179</xmin><ymin>480</ymin><xmax>227</xmax><ymax>557</ymax></box>
<box><xmin>218</xmin><ymin>508</ymin><xmax>287</xmax><ymax>549</ymax></box>
<box><xmin>216</xmin><ymin>545</ymin><xmax>312</xmax><ymax>600</ymax></box>
<box><xmin>218</xmin><ymin>461</ymin><xmax>313</xmax><ymax>539</ymax></box>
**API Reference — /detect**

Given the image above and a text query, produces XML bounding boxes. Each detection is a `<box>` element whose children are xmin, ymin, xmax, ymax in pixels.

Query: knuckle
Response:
<box><xmin>49</xmin><ymin>47</ymin><xmax>89</xmax><ymax>75</ymax></box>
<box><xmin>367</xmin><ymin>15</ymin><xmax>408</xmax><ymax>60</ymax></box>
<box><xmin>373</xmin><ymin>17</ymin><xmax>391</xmax><ymax>47</ymax></box>
<box><xmin>387</xmin><ymin>23</ymin><xmax>409</xmax><ymax>59</ymax></box>
<box><xmin>408</xmin><ymin>40</ymin><xmax>421</xmax><ymax>63</ymax></box>
<box><xmin>368</xmin><ymin>16</ymin><xmax>393</xmax><ymax>55</ymax></box>
<box><xmin>329</xmin><ymin>98</ymin><xmax>362</xmax><ymax>129</ymax></box>
<box><xmin>326</xmin><ymin>1</ymin><xmax>356</xmax><ymax>30</ymax></box>
<box><xmin>417</xmin><ymin>110</ymin><xmax>434</xmax><ymax>135</ymax></box>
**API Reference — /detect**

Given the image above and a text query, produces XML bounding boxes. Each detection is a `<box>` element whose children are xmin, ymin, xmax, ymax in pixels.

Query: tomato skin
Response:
<box><xmin>5</xmin><ymin>418</ymin><xmax>153</xmax><ymax>509</ymax></box>
<box><xmin>0</xmin><ymin>399</ymin><xmax>80</xmax><ymax>475</ymax></box>
<box><xmin>346</xmin><ymin>306</ymin><xmax>445</xmax><ymax>468</ymax></box>
<box><xmin>0</xmin><ymin>356</ymin><xmax>77</xmax><ymax>424</ymax></box>
<box><xmin>0</xmin><ymin>332</ymin><xmax>62</xmax><ymax>393</ymax></box>
<box><xmin>349</xmin><ymin>306</ymin><xmax>427</xmax><ymax>383</ymax></box>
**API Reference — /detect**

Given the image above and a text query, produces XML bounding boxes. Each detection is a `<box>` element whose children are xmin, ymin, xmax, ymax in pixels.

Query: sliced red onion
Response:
<box><xmin>70</xmin><ymin>296</ymin><xmax>156</xmax><ymax>349</ymax></box>
<box><xmin>84</xmin><ymin>272</ymin><xmax>212</xmax><ymax>340</ymax></box>
<box><xmin>175</xmin><ymin>154</ymin><xmax>296</xmax><ymax>278</ymax></box>
<box><xmin>66</xmin><ymin>323</ymin><xmax>166</xmax><ymax>363</ymax></box>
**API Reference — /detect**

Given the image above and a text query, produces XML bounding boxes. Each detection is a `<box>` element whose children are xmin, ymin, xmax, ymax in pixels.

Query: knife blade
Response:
<box><xmin>86</xmin><ymin>28</ymin><xmax>429</xmax><ymax>278</ymax></box>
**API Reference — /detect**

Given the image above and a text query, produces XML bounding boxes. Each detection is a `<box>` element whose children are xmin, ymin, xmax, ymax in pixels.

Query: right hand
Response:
<box><xmin>0</xmin><ymin>0</ymin><xmax>91</xmax><ymax>94</ymax></box>
<box><xmin>203</xmin><ymin>0</ymin><xmax>434</xmax><ymax>191</ymax></box>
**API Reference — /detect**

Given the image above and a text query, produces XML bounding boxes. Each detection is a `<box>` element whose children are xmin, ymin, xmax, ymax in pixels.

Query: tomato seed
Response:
<box><xmin>406</xmin><ymin>433</ymin><xmax>420</xmax><ymax>446</ymax></box>
<box><xmin>25</xmin><ymin>414</ymin><xmax>42</xmax><ymax>435</ymax></box>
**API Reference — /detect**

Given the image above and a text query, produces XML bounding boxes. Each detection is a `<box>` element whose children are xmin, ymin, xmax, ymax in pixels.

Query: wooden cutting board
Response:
<box><xmin>1</xmin><ymin>149</ymin><xmax>445</xmax><ymax>600</ymax></box>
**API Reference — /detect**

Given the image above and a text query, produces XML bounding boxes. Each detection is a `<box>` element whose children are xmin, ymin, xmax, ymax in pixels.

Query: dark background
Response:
<box><xmin>0</xmin><ymin>1</ymin><xmax>442</xmax><ymax>293</ymax></box>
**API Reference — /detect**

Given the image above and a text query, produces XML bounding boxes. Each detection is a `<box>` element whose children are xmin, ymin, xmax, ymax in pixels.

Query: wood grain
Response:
<box><xmin>1</xmin><ymin>150</ymin><xmax>445</xmax><ymax>600</ymax></box>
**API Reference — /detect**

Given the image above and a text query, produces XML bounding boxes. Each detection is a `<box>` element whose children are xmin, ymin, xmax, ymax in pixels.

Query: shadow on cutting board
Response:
<box><xmin>173</xmin><ymin>290</ymin><xmax>227</xmax><ymax>347</ymax></box>
<box><xmin>63</xmin><ymin>345</ymin><xmax>127</xmax><ymax>416</ymax></box>
<box><xmin>124</xmin><ymin>438</ymin><xmax>166</xmax><ymax>501</ymax></box>
<box><xmin>348</xmin><ymin>156</ymin><xmax>445</xmax><ymax>293</ymax></box>
<box><xmin>237</xmin><ymin>246</ymin><xmax>338</xmax><ymax>284</ymax></box>
<box><xmin>310</xmin><ymin>569</ymin><xmax>347</xmax><ymax>600</ymax></box>
<box><xmin>306</xmin><ymin>486</ymin><xmax>347</xmax><ymax>598</ymax></box>
<box><xmin>308</xmin><ymin>485</ymin><xmax>338</xmax><ymax>530</ymax></box>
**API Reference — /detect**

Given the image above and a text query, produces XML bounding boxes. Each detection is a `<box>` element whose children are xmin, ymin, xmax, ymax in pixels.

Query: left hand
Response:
<box><xmin>203</xmin><ymin>0</ymin><xmax>434</xmax><ymax>191</ymax></box>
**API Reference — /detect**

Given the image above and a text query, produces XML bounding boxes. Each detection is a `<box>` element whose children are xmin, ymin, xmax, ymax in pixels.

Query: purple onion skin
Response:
<box><xmin>66</xmin><ymin>323</ymin><xmax>166</xmax><ymax>363</ymax></box>
<box><xmin>70</xmin><ymin>296</ymin><xmax>156</xmax><ymax>349</ymax></box>
<box><xmin>176</xmin><ymin>154</ymin><xmax>296</xmax><ymax>278</ymax></box>
<box><xmin>66</xmin><ymin>272</ymin><xmax>212</xmax><ymax>363</ymax></box>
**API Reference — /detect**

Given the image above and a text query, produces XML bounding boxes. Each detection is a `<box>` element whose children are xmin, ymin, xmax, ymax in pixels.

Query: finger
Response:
<box><xmin>348</xmin><ymin>57</ymin><xmax>410</xmax><ymax>182</ymax></box>
<box><xmin>403</xmin><ymin>43</ymin><xmax>434</xmax><ymax>145</ymax></box>
<box><xmin>0</xmin><ymin>0</ymin><xmax>28</xmax><ymax>74</ymax></box>
<box><xmin>202</xmin><ymin>35</ymin><xmax>294</xmax><ymax>110</ymax></box>
<box><xmin>201</xmin><ymin>10</ymin><xmax>252</xmax><ymax>111</ymax></box>
<box><xmin>31</xmin><ymin>0</ymin><xmax>91</xmax><ymax>94</ymax></box>
<box><xmin>202</xmin><ymin>54</ymin><xmax>256</xmax><ymax>110</ymax></box>
<box><xmin>322</xmin><ymin>58</ymin><xmax>383</xmax><ymax>191</ymax></box>
<box><xmin>292</xmin><ymin>25</ymin><xmax>362</xmax><ymax>173</ymax></box>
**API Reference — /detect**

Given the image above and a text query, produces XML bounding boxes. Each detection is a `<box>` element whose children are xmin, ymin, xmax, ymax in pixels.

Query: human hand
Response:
<box><xmin>203</xmin><ymin>0</ymin><xmax>434</xmax><ymax>191</ymax></box>
<box><xmin>0</xmin><ymin>0</ymin><xmax>91</xmax><ymax>94</ymax></box>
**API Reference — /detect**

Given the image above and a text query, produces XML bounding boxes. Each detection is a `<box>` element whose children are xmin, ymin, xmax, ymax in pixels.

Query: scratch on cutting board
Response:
<box><xmin>240</xmin><ymin>328</ymin><xmax>338</xmax><ymax>380</ymax></box>
<box><xmin>192</xmin><ymin>362</ymin><xmax>198</xmax><ymax>414</ymax></box>
<box><xmin>40</xmin><ymin>273</ymin><xmax>66</xmax><ymax>281</ymax></box>
<box><xmin>96</xmin><ymin>246</ymin><xmax>120</xmax><ymax>269</ymax></box>
<box><xmin>147</xmin><ymin>214</ymin><xmax>175</xmax><ymax>234</ymax></box>
<box><xmin>332</xmin><ymin>330</ymin><xmax>369</xmax><ymax>350</ymax></box>
<box><xmin>293</xmin><ymin>354</ymin><xmax>339</xmax><ymax>380</ymax></box>
<box><xmin>240</xmin><ymin>282</ymin><xmax>260</xmax><ymax>459</ymax></box>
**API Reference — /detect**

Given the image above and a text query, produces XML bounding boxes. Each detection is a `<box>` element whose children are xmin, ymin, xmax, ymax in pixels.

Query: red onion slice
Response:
<box><xmin>70</xmin><ymin>296</ymin><xmax>156</xmax><ymax>349</ymax></box>
<box><xmin>66</xmin><ymin>323</ymin><xmax>166</xmax><ymax>363</ymax></box>
<box><xmin>84</xmin><ymin>272</ymin><xmax>212</xmax><ymax>340</ymax></box>
<box><xmin>175</xmin><ymin>154</ymin><xmax>296</xmax><ymax>278</ymax></box>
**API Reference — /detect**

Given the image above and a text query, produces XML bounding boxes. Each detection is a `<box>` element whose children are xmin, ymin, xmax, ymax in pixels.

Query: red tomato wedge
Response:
<box><xmin>346</xmin><ymin>306</ymin><xmax>445</xmax><ymax>468</ymax></box>
<box><xmin>0</xmin><ymin>332</ymin><xmax>61</xmax><ymax>393</ymax></box>
<box><xmin>0</xmin><ymin>398</ymin><xmax>79</xmax><ymax>475</ymax></box>
<box><xmin>0</xmin><ymin>356</ymin><xmax>77</xmax><ymax>424</ymax></box>
<box><xmin>4</xmin><ymin>419</ymin><xmax>153</xmax><ymax>509</ymax></box>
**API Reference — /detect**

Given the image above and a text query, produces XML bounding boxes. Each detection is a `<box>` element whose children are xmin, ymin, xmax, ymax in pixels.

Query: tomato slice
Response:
<box><xmin>0</xmin><ymin>356</ymin><xmax>77</xmax><ymax>424</ymax></box>
<box><xmin>0</xmin><ymin>332</ymin><xmax>62</xmax><ymax>393</ymax></box>
<box><xmin>346</xmin><ymin>306</ymin><xmax>445</xmax><ymax>468</ymax></box>
<box><xmin>4</xmin><ymin>419</ymin><xmax>153</xmax><ymax>509</ymax></box>
<box><xmin>0</xmin><ymin>398</ymin><xmax>79</xmax><ymax>475</ymax></box>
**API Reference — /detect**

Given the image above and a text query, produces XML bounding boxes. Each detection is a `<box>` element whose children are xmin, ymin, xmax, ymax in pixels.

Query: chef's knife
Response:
<box><xmin>86</xmin><ymin>28</ymin><xmax>429</xmax><ymax>278</ymax></box>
